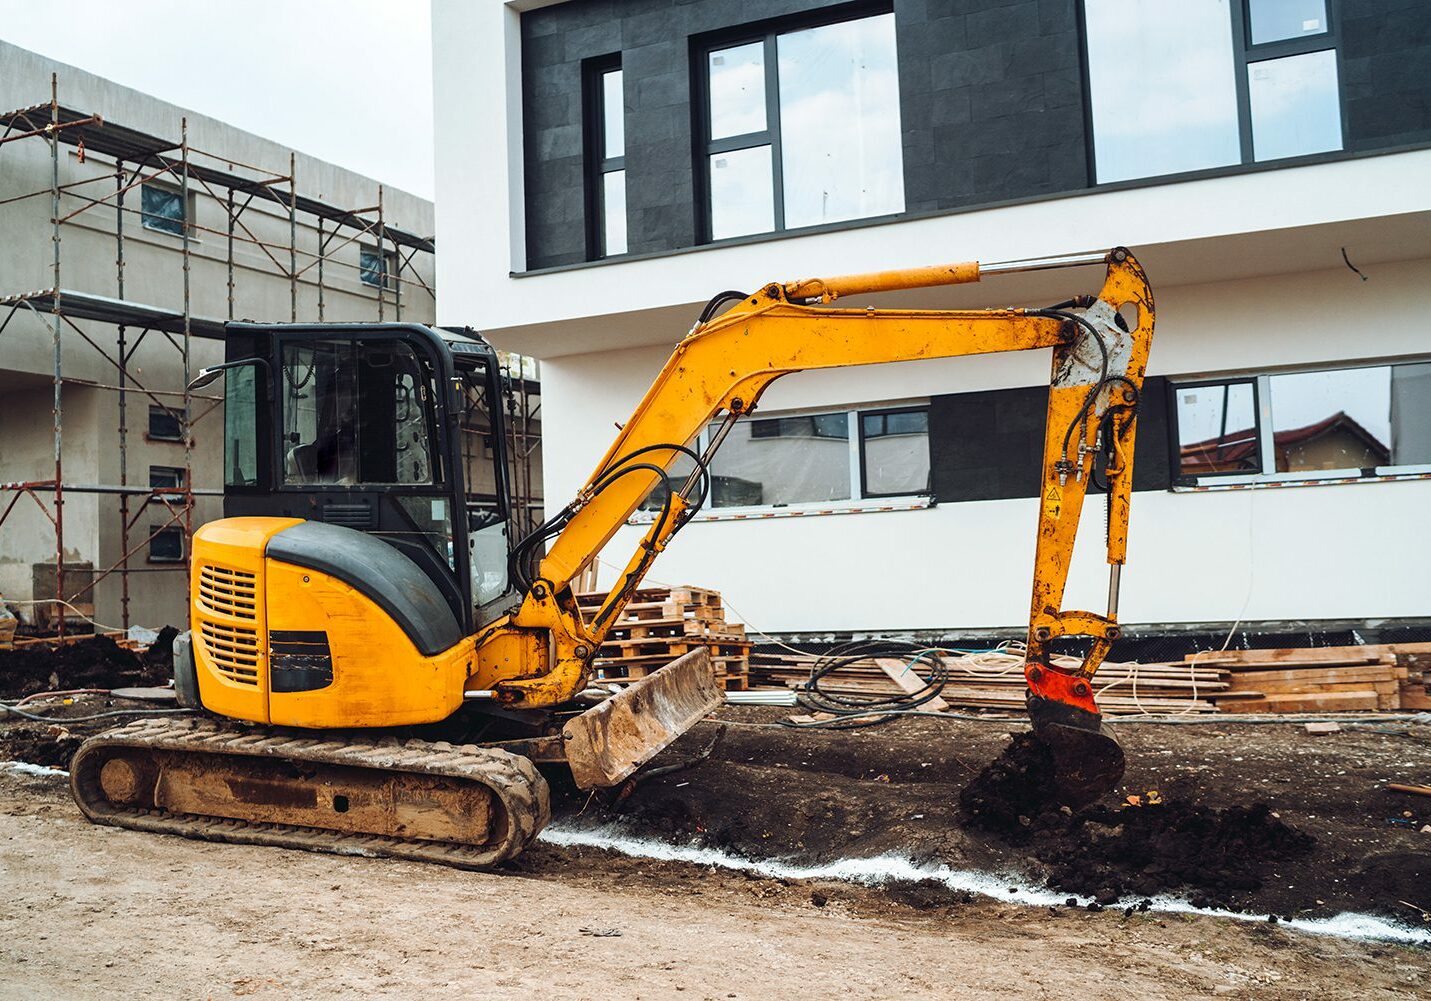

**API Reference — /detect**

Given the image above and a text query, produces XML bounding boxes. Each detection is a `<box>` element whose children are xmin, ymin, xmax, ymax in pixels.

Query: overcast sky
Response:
<box><xmin>0</xmin><ymin>0</ymin><xmax>435</xmax><ymax>199</ymax></box>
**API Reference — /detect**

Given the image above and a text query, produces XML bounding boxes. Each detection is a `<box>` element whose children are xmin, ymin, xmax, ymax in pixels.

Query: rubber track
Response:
<box><xmin>70</xmin><ymin>718</ymin><xmax>551</xmax><ymax>870</ymax></box>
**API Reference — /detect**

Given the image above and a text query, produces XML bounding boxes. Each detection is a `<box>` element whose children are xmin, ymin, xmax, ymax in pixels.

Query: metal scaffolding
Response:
<box><xmin>0</xmin><ymin>73</ymin><xmax>445</xmax><ymax>636</ymax></box>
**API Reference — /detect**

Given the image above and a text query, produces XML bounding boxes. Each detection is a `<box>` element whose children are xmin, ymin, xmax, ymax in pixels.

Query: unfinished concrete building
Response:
<box><xmin>0</xmin><ymin>41</ymin><xmax>439</xmax><ymax>633</ymax></box>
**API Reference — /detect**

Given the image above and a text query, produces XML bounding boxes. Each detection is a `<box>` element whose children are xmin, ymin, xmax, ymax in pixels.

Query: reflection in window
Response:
<box><xmin>224</xmin><ymin>363</ymin><xmax>259</xmax><ymax>487</ymax></box>
<box><xmin>749</xmin><ymin>414</ymin><xmax>849</xmax><ymax>440</ymax></box>
<box><xmin>1270</xmin><ymin>367</ymin><xmax>1391</xmax><ymax>473</ymax></box>
<box><xmin>708</xmin><ymin>42</ymin><xmax>765</xmax><ymax>139</ymax></box>
<box><xmin>1248</xmin><ymin>0</ymin><xmax>1327</xmax><ymax>45</ymax></box>
<box><xmin>1176</xmin><ymin>381</ymin><xmax>1260</xmax><ymax>475</ymax></box>
<box><xmin>861</xmin><ymin>410</ymin><xmax>930</xmax><ymax>497</ymax></box>
<box><xmin>702</xmin><ymin>12</ymin><xmax>903</xmax><ymax>240</ymax></box>
<box><xmin>1085</xmin><ymin>0</ymin><xmax>1241</xmax><ymax>183</ymax></box>
<box><xmin>148</xmin><ymin>404</ymin><xmax>183</xmax><ymax>442</ymax></box>
<box><xmin>708</xmin><ymin>414</ymin><xmax>851</xmax><ymax>507</ymax></box>
<box><xmin>1174</xmin><ymin>363</ymin><xmax>1431</xmax><ymax>481</ymax></box>
<box><xmin>588</xmin><ymin>61</ymin><xmax>627</xmax><ymax>257</ymax></box>
<box><xmin>1248</xmin><ymin>49</ymin><xmax>1341</xmax><ymax>161</ymax></box>
<box><xmin>709</xmin><ymin>145</ymin><xmax>774</xmax><ymax>240</ymax></box>
<box><xmin>777</xmin><ymin>15</ymin><xmax>904</xmax><ymax>229</ymax></box>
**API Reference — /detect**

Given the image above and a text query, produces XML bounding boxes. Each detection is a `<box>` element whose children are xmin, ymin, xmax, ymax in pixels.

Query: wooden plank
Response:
<box><xmin>875</xmin><ymin>658</ymin><xmax>949</xmax><ymax>712</ymax></box>
<box><xmin>1224</xmin><ymin>664</ymin><xmax>1404</xmax><ymax>688</ymax></box>
<box><xmin>1232</xmin><ymin>691</ymin><xmax>1380</xmax><ymax>713</ymax></box>
<box><xmin>1388</xmin><ymin>783</ymin><xmax>1431</xmax><ymax>798</ymax></box>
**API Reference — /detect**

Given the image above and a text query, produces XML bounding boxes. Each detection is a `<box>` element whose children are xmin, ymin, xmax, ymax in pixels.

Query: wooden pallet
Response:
<box><xmin>579</xmin><ymin>584</ymin><xmax>749</xmax><ymax>691</ymax></box>
<box><xmin>594</xmin><ymin>655</ymin><xmax>750</xmax><ymax>691</ymax></box>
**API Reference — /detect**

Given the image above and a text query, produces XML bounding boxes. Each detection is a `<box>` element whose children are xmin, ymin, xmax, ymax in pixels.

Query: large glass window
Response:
<box><xmin>700</xmin><ymin>10</ymin><xmax>903</xmax><ymax>241</ymax></box>
<box><xmin>1084</xmin><ymin>0</ymin><xmax>1343</xmax><ymax>183</ymax></box>
<box><xmin>279</xmin><ymin>338</ymin><xmax>440</xmax><ymax>486</ymax></box>
<box><xmin>1172</xmin><ymin>362</ymin><xmax>1431</xmax><ymax>484</ymax></box>
<box><xmin>1247</xmin><ymin>48</ymin><xmax>1341</xmax><ymax>161</ymax></box>
<box><xmin>587</xmin><ymin>58</ymin><xmax>626</xmax><ymax>258</ymax></box>
<box><xmin>638</xmin><ymin>405</ymin><xmax>930</xmax><ymax>515</ymax></box>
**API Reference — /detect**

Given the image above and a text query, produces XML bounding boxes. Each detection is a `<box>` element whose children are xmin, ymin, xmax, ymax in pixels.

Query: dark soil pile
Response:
<box><xmin>1</xmin><ymin>727</ymin><xmax>83</xmax><ymax>768</ymax></box>
<box><xmin>959</xmin><ymin>733</ymin><xmax>1315</xmax><ymax>909</ymax></box>
<box><xmin>0</xmin><ymin>627</ymin><xmax>175</xmax><ymax>699</ymax></box>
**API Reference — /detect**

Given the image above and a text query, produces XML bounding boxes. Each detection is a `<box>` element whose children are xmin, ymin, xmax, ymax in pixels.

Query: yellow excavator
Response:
<box><xmin>71</xmin><ymin>247</ymin><xmax>1154</xmax><ymax>867</ymax></box>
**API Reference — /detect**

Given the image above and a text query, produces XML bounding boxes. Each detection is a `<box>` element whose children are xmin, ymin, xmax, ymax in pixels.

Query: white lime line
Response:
<box><xmin>539</xmin><ymin>822</ymin><xmax>1431</xmax><ymax>945</ymax></box>
<box><xmin>1</xmin><ymin>759</ymin><xmax>68</xmax><ymax>778</ymax></box>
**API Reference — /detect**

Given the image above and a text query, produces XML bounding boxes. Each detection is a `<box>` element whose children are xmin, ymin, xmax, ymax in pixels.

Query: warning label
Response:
<box><xmin>1043</xmin><ymin>485</ymin><xmax>1062</xmax><ymax>520</ymax></box>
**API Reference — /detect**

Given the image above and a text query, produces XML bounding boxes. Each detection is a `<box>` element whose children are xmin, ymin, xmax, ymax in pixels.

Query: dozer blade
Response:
<box><xmin>564</xmin><ymin>648</ymin><xmax>721</xmax><ymax>789</ymax></box>
<box><xmin>1026</xmin><ymin>694</ymin><xmax>1126</xmax><ymax>809</ymax></box>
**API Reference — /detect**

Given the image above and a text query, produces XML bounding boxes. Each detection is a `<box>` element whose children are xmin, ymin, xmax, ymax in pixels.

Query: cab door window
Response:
<box><xmin>280</xmin><ymin>339</ymin><xmax>441</xmax><ymax>486</ymax></box>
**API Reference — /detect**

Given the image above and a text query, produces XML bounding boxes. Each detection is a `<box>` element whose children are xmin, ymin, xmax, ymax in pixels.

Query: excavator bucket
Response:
<box><xmin>1026</xmin><ymin>695</ymin><xmax>1126</xmax><ymax>808</ymax></box>
<box><xmin>563</xmin><ymin>648</ymin><xmax>722</xmax><ymax>790</ymax></box>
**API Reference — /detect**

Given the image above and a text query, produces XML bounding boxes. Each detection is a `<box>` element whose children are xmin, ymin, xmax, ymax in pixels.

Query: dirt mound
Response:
<box><xmin>1</xmin><ymin>727</ymin><xmax>83</xmax><ymax>768</ymax></box>
<box><xmin>0</xmin><ymin>630</ymin><xmax>174</xmax><ymax>698</ymax></box>
<box><xmin>959</xmin><ymin>733</ymin><xmax>1315</xmax><ymax>908</ymax></box>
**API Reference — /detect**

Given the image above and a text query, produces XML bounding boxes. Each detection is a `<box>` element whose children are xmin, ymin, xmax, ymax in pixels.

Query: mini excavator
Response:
<box><xmin>71</xmin><ymin>247</ymin><xmax>1154</xmax><ymax>867</ymax></box>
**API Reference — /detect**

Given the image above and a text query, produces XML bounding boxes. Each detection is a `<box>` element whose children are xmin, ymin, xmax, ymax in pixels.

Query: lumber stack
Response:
<box><xmin>749</xmin><ymin>651</ymin><xmax>1228</xmax><ymax>714</ymax></box>
<box><xmin>577</xmin><ymin>585</ymin><xmax>750</xmax><ymax>690</ymax></box>
<box><xmin>1171</xmin><ymin>643</ymin><xmax>1431</xmax><ymax>713</ymax></box>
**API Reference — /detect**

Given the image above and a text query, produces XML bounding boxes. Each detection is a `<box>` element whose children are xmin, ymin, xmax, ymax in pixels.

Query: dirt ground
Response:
<box><xmin>2</xmin><ymin>702</ymin><xmax>1430</xmax><ymax>999</ymax></box>
<box><xmin>2</xmin><ymin>767</ymin><xmax>1428</xmax><ymax>1001</ymax></box>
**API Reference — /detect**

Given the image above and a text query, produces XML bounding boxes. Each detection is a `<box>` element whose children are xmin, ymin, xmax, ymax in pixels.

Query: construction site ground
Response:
<box><xmin>3</xmin><ymin>702</ymin><xmax>1430</xmax><ymax>999</ymax></box>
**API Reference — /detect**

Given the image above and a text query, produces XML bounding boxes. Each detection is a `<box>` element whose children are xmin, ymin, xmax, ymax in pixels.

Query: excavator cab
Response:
<box><xmin>216</xmin><ymin>323</ymin><xmax>514</xmax><ymax>637</ymax></box>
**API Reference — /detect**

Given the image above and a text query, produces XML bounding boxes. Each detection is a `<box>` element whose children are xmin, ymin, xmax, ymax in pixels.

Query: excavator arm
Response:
<box><xmin>471</xmin><ymin>247</ymin><xmax>1153</xmax><ymax>799</ymax></box>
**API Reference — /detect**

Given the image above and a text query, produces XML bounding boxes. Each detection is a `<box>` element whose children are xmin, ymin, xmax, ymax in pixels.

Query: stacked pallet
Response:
<box><xmin>749</xmin><ymin>650</ymin><xmax>1228</xmax><ymax>714</ymax></box>
<box><xmin>578</xmin><ymin>585</ymin><xmax>751</xmax><ymax>690</ymax></box>
<box><xmin>1184</xmin><ymin>643</ymin><xmax>1431</xmax><ymax>713</ymax></box>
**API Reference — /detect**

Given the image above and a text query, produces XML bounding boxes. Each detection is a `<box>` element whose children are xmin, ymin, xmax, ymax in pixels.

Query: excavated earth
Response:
<box><xmin>2</xmin><ymin>654</ymin><xmax>1429</xmax><ymax>926</ymax></box>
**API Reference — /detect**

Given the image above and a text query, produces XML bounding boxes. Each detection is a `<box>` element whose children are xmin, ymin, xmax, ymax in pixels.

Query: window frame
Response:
<box><xmin>692</xmin><ymin>1</ymin><xmax>897</xmax><ymax>244</ymax></box>
<box><xmin>584</xmin><ymin>53</ymin><xmax>626</xmax><ymax>260</ymax></box>
<box><xmin>1080</xmin><ymin>0</ymin><xmax>1347</xmax><ymax>184</ymax></box>
<box><xmin>1169</xmin><ymin>358</ymin><xmax>1431</xmax><ymax>489</ymax></box>
<box><xmin>146</xmin><ymin>404</ymin><xmax>184</xmax><ymax>443</ymax></box>
<box><xmin>857</xmin><ymin>405</ymin><xmax>932</xmax><ymax>499</ymax></box>
<box><xmin>633</xmin><ymin>402</ymin><xmax>931</xmax><ymax>522</ymax></box>
<box><xmin>147</xmin><ymin>524</ymin><xmax>186</xmax><ymax>564</ymax></box>
<box><xmin>148</xmin><ymin>465</ymin><xmax>187</xmax><ymax>490</ymax></box>
<box><xmin>1169</xmin><ymin>376</ymin><xmax>1265</xmax><ymax>481</ymax></box>
<box><xmin>140</xmin><ymin>182</ymin><xmax>194</xmax><ymax>237</ymax></box>
<box><xmin>359</xmin><ymin>245</ymin><xmax>400</xmax><ymax>293</ymax></box>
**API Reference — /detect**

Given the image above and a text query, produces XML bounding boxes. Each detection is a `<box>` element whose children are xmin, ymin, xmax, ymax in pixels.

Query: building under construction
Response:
<box><xmin>0</xmin><ymin>42</ymin><xmax>542</xmax><ymax>636</ymax></box>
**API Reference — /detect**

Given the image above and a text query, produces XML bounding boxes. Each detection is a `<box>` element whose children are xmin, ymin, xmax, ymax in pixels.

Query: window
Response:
<box><xmin>640</xmin><ymin>405</ymin><xmax>929</xmax><ymax>514</ymax></box>
<box><xmin>860</xmin><ymin>408</ymin><xmax>930</xmax><ymax>497</ymax></box>
<box><xmin>148</xmin><ymin>525</ymin><xmax>185</xmax><ymax>563</ymax></box>
<box><xmin>224</xmin><ymin>363</ymin><xmax>260</xmax><ymax>487</ymax></box>
<box><xmin>699</xmin><ymin>9</ymin><xmax>903</xmax><ymax>241</ymax></box>
<box><xmin>360</xmin><ymin>246</ymin><xmax>399</xmax><ymax>291</ymax></box>
<box><xmin>1084</xmin><ymin>0</ymin><xmax>1343</xmax><ymax>184</ymax></box>
<box><xmin>141</xmin><ymin>184</ymin><xmax>189</xmax><ymax>235</ymax></box>
<box><xmin>280</xmin><ymin>338</ymin><xmax>441</xmax><ymax>486</ymax></box>
<box><xmin>148</xmin><ymin>405</ymin><xmax>183</xmax><ymax>442</ymax></box>
<box><xmin>586</xmin><ymin>57</ymin><xmax>627</xmax><ymax>258</ymax></box>
<box><xmin>149</xmin><ymin>466</ymin><xmax>186</xmax><ymax>490</ymax></box>
<box><xmin>1172</xmin><ymin>362</ymin><xmax>1431</xmax><ymax>484</ymax></box>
